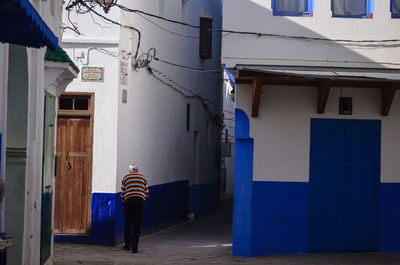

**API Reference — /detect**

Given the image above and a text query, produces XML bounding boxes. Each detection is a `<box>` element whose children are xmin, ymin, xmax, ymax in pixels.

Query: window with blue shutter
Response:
<box><xmin>332</xmin><ymin>0</ymin><xmax>374</xmax><ymax>18</ymax></box>
<box><xmin>391</xmin><ymin>0</ymin><xmax>400</xmax><ymax>18</ymax></box>
<box><xmin>272</xmin><ymin>0</ymin><xmax>314</xmax><ymax>16</ymax></box>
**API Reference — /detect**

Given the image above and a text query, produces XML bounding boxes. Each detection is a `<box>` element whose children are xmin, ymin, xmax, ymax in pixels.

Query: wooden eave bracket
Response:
<box><xmin>317</xmin><ymin>81</ymin><xmax>331</xmax><ymax>114</ymax></box>
<box><xmin>381</xmin><ymin>83</ymin><xmax>398</xmax><ymax>116</ymax></box>
<box><xmin>252</xmin><ymin>77</ymin><xmax>263</xmax><ymax>117</ymax></box>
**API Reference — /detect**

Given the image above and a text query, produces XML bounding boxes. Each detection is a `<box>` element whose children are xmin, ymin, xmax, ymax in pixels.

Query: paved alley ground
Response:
<box><xmin>54</xmin><ymin>196</ymin><xmax>400</xmax><ymax>265</ymax></box>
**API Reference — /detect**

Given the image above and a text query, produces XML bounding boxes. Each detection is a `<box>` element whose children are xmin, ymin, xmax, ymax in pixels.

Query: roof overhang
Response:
<box><xmin>0</xmin><ymin>0</ymin><xmax>59</xmax><ymax>51</ymax></box>
<box><xmin>44</xmin><ymin>61</ymin><xmax>79</xmax><ymax>97</ymax></box>
<box><xmin>235</xmin><ymin>65</ymin><xmax>400</xmax><ymax>117</ymax></box>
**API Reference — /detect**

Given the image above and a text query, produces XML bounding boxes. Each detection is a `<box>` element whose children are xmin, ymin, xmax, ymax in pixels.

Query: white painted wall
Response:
<box><xmin>116</xmin><ymin>0</ymin><xmax>222</xmax><ymax>188</ymax></box>
<box><xmin>222</xmin><ymin>0</ymin><xmax>400</xmax><ymax>69</ymax></box>
<box><xmin>236</xmin><ymin>84</ymin><xmax>400</xmax><ymax>183</ymax></box>
<box><xmin>222</xmin><ymin>73</ymin><xmax>235</xmax><ymax>194</ymax></box>
<box><xmin>61</xmin><ymin>3</ymin><xmax>121</xmax><ymax>193</ymax></box>
<box><xmin>62</xmin><ymin>46</ymin><xmax>120</xmax><ymax>193</ymax></box>
<box><xmin>61</xmin><ymin>0</ymin><xmax>222</xmax><ymax>194</ymax></box>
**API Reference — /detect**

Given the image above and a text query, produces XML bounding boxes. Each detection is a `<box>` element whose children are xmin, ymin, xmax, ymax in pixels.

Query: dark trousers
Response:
<box><xmin>124</xmin><ymin>197</ymin><xmax>144</xmax><ymax>250</ymax></box>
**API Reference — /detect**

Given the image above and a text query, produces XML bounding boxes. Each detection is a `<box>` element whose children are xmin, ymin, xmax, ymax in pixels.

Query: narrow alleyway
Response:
<box><xmin>54</xmin><ymin>195</ymin><xmax>400</xmax><ymax>265</ymax></box>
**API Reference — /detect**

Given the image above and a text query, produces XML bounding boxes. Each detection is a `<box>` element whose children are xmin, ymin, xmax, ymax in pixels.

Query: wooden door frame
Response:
<box><xmin>56</xmin><ymin>92</ymin><xmax>94</xmax><ymax>234</ymax></box>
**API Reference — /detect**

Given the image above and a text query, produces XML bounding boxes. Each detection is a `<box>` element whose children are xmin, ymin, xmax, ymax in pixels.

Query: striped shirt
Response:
<box><xmin>121</xmin><ymin>173</ymin><xmax>149</xmax><ymax>201</ymax></box>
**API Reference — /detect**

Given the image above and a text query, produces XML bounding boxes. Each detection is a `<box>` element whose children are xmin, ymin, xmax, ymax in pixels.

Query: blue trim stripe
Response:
<box><xmin>0</xmin><ymin>0</ymin><xmax>59</xmax><ymax>51</ymax></box>
<box><xmin>55</xmin><ymin>180</ymin><xmax>220</xmax><ymax>245</ymax></box>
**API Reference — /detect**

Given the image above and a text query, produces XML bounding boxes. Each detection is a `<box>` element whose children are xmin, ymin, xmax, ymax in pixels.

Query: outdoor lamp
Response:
<box><xmin>97</xmin><ymin>0</ymin><xmax>115</xmax><ymax>13</ymax></box>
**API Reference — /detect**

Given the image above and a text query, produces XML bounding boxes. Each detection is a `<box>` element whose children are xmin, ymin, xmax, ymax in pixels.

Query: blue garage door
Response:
<box><xmin>310</xmin><ymin>119</ymin><xmax>380</xmax><ymax>251</ymax></box>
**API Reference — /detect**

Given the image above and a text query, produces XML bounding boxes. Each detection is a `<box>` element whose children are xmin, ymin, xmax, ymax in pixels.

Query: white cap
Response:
<box><xmin>129</xmin><ymin>163</ymin><xmax>138</xmax><ymax>172</ymax></box>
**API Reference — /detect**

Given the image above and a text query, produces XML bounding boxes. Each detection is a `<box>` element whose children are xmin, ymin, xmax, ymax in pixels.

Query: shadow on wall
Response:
<box><xmin>230</xmin><ymin>0</ymin><xmax>397</xmax><ymax>258</ymax></box>
<box><xmin>223</xmin><ymin>0</ymin><xmax>392</xmax><ymax>68</ymax></box>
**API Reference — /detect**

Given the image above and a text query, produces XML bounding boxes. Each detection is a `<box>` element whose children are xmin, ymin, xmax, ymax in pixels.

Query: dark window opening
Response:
<box><xmin>59</xmin><ymin>97</ymin><xmax>73</xmax><ymax>110</ymax></box>
<box><xmin>186</xmin><ymin>104</ymin><xmax>191</xmax><ymax>132</ymax></box>
<box><xmin>199</xmin><ymin>17</ymin><xmax>213</xmax><ymax>60</ymax></box>
<box><xmin>75</xmin><ymin>98</ymin><xmax>89</xmax><ymax>110</ymax></box>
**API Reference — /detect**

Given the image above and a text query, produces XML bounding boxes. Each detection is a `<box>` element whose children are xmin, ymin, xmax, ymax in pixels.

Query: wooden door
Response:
<box><xmin>54</xmin><ymin>116</ymin><xmax>92</xmax><ymax>234</ymax></box>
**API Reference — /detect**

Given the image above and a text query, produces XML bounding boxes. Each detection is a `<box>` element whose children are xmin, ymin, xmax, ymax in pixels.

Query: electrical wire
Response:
<box><xmin>148</xmin><ymin>66</ymin><xmax>218</xmax><ymax>120</ymax></box>
<box><xmin>136</xmin><ymin>13</ymin><xmax>199</xmax><ymax>39</ymax></box>
<box><xmin>68</xmin><ymin>0</ymin><xmax>141</xmax><ymax>61</ymax></box>
<box><xmin>154</xmin><ymin>56</ymin><xmax>221</xmax><ymax>73</ymax></box>
<box><xmin>148</xmin><ymin>66</ymin><xmax>234</xmax><ymax>118</ymax></box>
<box><xmin>115</xmin><ymin>3</ymin><xmax>400</xmax><ymax>44</ymax></box>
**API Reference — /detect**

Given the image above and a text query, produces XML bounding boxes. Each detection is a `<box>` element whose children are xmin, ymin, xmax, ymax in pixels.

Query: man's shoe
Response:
<box><xmin>122</xmin><ymin>245</ymin><xmax>130</xmax><ymax>251</ymax></box>
<box><xmin>131</xmin><ymin>248</ymin><xmax>138</xmax><ymax>253</ymax></box>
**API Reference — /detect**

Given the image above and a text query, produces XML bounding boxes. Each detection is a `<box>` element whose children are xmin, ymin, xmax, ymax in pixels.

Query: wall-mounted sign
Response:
<box><xmin>119</xmin><ymin>61</ymin><xmax>128</xmax><ymax>85</ymax></box>
<box><xmin>122</xmin><ymin>89</ymin><xmax>127</xmax><ymax>103</ymax></box>
<box><xmin>81</xmin><ymin>67</ymin><xmax>104</xmax><ymax>82</ymax></box>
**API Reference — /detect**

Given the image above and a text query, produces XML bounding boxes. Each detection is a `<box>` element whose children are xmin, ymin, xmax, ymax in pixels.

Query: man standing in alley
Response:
<box><xmin>121</xmin><ymin>163</ymin><xmax>149</xmax><ymax>253</ymax></box>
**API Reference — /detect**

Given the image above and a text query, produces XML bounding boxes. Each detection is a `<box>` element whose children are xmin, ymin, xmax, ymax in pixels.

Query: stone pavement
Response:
<box><xmin>54</xmin><ymin>196</ymin><xmax>400</xmax><ymax>265</ymax></box>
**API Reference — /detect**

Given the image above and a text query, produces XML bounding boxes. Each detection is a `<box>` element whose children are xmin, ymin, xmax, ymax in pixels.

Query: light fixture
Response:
<box><xmin>97</xmin><ymin>0</ymin><xmax>116</xmax><ymax>13</ymax></box>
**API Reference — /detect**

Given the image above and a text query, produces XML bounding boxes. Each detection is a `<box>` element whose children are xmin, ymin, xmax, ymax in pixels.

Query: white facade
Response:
<box><xmin>223</xmin><ymin>0</ymin><xmax>400</xmax><ymax>256</ymax></box>
<box><xmin>223</xmin><ymin>0</ymin><xmax>400</xmax><ymax>70</ymax></box>
<box><xmin>60</xmin><ymin>0</ymin><xmax>223</xmax><ymax>244</ymax></box>
<box><xmin>62</xmin><ymin>0</ymin><xmax>223</xmax><ymax>193</ymax></box>
<box><xmin>221</xmin><ymin>71</ymin><xmax>235</xmax><ymax>194</ymax></box>
<box><xmin>223</xmin><ymin>0</ymin><xmax>400</xmax><ymax>184</ymax></box>
<box><xmin>116</xmin><ymin>0</ymin><xmax>222</xmax><ymax>189</ymax></box>
<box><xmin>62</xmin><ymin>5</ymin><xmax>121</xmax><ymax>193</ymax></box>
<box><xmin>236</xmin><ymin>84</ymin><xmax>400</xmax><ymax>183</ymax></box>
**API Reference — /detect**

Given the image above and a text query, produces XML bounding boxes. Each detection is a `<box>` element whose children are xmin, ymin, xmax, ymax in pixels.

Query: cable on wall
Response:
<box><xmin>114</xmin><ymin>2</ymin><xmax>400</xmax><ymax>44</ymax></box>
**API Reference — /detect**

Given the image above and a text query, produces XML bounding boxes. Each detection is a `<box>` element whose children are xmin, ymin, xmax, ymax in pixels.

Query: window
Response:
<box><xmin>391</xmin><ymin>0</ymin><xmax>400</xmax><ymax>18</ymax></box>
<box><xmin>58</xmin><ymin>94</ymin><xmax>92</xmax><ymax>112</ymax></box>
<box><xmin>332</xmin><ymin>0</ymin><xmax>374</xmax><ymax>18</ymax></box>
<box><xmin>272</xmin><ymin>0</ymin><xmax>314</xmax><ymax>16</ymax></box>
<box><xmin>199</xmin><ymin>17</ymin><xmax>213</xmax><ymax>59</ymax></box>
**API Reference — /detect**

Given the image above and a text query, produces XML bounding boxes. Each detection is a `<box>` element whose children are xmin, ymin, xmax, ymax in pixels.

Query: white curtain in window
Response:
<box><xmin>276</xmin><ymin>0</ymin><xmax>306</xmax><ymax>12</ymax></box>
<box><xmin>332</xmin><ymin>0</ymin><xmax>366</xmax><ymax>16</ymax></box>
<box><xmin>393</xmin><ymin>0</ymin><xmax>400</xmax><ymax>14</ymax></box>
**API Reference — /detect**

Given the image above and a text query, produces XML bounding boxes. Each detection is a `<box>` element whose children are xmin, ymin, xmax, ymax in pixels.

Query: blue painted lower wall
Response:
<box><xmin>188</xmin><ymin>182</ymin><xmax>219</xmax><ymax>217</ymax></box>
<box><xmin>55</xmin><ymin>180</ymin><xmax>220</xmax><ymax>245</ymax></box>
<box><xmin>241</xmin><ymin>181</ymin><xmax>400</xmax><ymax>256</ymax></box>
<box><xmin>252</xmin><ymin>181</ymin><xmax>309</xmax><ymax>256</ymax></box>
<box><xmin>380</xmin><ymin>183</ymin><xmax>400</xmax><ymax>252</ymax></box>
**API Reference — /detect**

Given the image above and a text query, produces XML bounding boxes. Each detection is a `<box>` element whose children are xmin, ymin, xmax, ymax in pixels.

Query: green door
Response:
<box><xmin>41</xmin><ymin>92</ymin><xmax>56</xmax><ymax>265</ymax></box>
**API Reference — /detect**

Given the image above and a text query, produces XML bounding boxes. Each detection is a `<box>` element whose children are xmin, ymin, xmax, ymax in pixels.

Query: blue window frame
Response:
<box><xmin>272</xmin><ymin>0</ymin><xmax>314</xmax><ymax>17</ymax></box>
<box><xmin>391</xmin><ymin>0</ymin><xmax>400</xmax><ymax>18</ymax></box>
<box><xmin>331</xmin><ymin>0</ymin><xmax>374</xmax><ymax>18</ymax></box>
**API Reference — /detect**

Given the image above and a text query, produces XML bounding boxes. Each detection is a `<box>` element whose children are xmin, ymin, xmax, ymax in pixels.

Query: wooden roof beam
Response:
<box><xmin>317</xmin><ymin>81</ymin><xmax>331</xmax><ymax>114</ymax></box>
<box><xmin>252</xmin><ymin>77</ymin><xmax>263</xmax><ymax>117</ymax></box>
<box><xmin>381</xmin><ymin>83</ymin><xmax>398</xmax><ymax>116</ymax></box>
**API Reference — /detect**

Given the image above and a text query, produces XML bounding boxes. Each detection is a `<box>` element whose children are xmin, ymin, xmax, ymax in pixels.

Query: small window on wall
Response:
<box><xmin>391</xmin><ymin>0</ymin><xmax>400</xmax><ymax>18</ymax></box>
<box><xmin>272</xmin><ymin>0</ymin><xmax>314</xmax><ymax>16</ymax></box>
<box><xmin>332</xmin><ymin>0</ymin><xmax>374</xmax><ymax>18</ymax></box>
<box><xmin>59</xmin><ymin>95</ymin><xmax>91</xmax><ymax>112</ymax></box>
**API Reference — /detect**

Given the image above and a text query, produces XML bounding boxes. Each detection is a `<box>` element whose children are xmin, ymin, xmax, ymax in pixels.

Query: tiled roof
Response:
<box><xmin>45</xmin><ymin>47</ymin><xmax>79</xmax><ymax>73</ymax></box>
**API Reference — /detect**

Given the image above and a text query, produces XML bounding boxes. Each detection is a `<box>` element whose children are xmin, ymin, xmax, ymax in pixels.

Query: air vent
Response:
<box><xmin>339</xmin><ymin>97</ymin><xmax>352</xmax><ymax>115</ymax></box>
